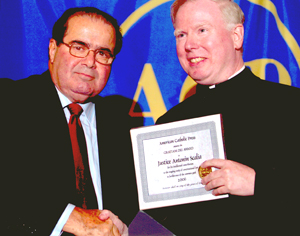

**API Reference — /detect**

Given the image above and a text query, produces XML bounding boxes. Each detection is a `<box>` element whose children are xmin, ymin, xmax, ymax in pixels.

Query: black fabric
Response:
<box><xmin>145</xmin><ymin>67</ymin><xmax>300</xmax><ymax>236</ymax></box>
<box><xmin>0</xmin><ymin>71</ymin><xmax>141</xmax><ymax>235</ymax></box>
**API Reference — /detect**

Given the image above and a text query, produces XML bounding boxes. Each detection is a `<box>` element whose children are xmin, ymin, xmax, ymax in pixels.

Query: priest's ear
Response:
<box><xmin>232</xmin><ymin>24</ymin><xmax>244</xmax><ymax>51</ymax></box>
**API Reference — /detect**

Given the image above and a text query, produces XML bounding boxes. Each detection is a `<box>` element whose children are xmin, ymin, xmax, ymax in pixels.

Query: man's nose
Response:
<box><xmin>185</xmin><ymin>33</ymin><xmax>199</xmax><ymax>51</ymax></box>
<box><xmin>83</xmin><ymin>50</ymin><xmax>96</xmax><ymax>68</ymax></box>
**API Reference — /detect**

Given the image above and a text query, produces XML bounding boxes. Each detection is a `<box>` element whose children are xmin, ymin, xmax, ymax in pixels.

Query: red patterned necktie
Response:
<box><xmin>67</xmin><ymin>103</ymin><xmax>97</xmax><ymax>209</ymax></box>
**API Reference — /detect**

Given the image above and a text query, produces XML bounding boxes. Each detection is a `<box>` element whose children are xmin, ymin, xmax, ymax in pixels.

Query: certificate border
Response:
<box><xmin>136</xmin><ymin>121</ymin><xmax>219</xmax><ymax>203</ymax></box>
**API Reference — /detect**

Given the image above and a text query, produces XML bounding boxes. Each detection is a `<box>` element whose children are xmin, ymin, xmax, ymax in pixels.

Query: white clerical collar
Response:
<box><xmin>209</xmin><ymin>65</ymin><xmax>246</xmax><ymax>89</ymax></box>
<box><xmin>55</xmin><ymin>87</ymin><xmax>95</xmax><ymax>122</ymax></box>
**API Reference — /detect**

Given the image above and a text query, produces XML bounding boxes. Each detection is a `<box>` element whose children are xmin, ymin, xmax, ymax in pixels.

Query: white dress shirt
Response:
<box><xmin>50</xmin><ymin>88</ymin><xmax>103</xmax><ymax>236</ymax></box>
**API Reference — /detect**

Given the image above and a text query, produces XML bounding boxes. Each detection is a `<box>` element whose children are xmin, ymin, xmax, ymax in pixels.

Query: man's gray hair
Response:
<box><xmin>171</xmin><ymin>0</ymin><xmax>245</xmax><ymax>30</ymax></box>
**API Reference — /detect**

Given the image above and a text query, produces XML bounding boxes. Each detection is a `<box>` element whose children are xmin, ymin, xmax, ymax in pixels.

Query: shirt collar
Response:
<box><xmin>228</xmin><ymin>65</ymin><xmax>246</xmax><ymax>81</ymax></box>
<box><xmin>209</xmin><ymin>65</ymin><xmax>246</xmax><ymax>89</ymax></box>
<box><xmin>55</xmin><ymin>87</ymin><xmax>95</xmax><ymax>122</ymax></box>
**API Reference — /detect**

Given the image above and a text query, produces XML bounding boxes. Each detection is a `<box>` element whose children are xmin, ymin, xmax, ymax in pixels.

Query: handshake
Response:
<box><xmin>63</xmin><ymin>207</ymin><xmax>128</xmax><ymax>236</ymax></box>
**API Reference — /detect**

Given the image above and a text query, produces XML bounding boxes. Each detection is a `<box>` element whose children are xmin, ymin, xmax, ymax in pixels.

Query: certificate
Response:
<box><xmin>130</xmin><ymin>114</ymin><xmax>228</xmax><ymax>210</ymax></box>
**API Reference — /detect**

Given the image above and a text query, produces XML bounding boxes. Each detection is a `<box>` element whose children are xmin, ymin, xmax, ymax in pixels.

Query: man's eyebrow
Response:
<box><xmin>174</xmin><ymin>22</ymin><xmax>212</xmax><ymax>35</ymax></box>
<box><xmin>98</xmin><ymin>48</ymin><xmax>113</xmax><ymax>55</ymax></box>
<box><xmin>71</xmin><ymin>40</ymin><xmax>113</xmax><ymax>54</ymax></box>
<box><xmin>70</xmin><ymin>40</ymin><xmax>88</xmax><ymax>46</ymax></box>
<box><xmin>174</xmin><ymin>29</ymin><xmax>184</xmax><ymax>36</ymax></box>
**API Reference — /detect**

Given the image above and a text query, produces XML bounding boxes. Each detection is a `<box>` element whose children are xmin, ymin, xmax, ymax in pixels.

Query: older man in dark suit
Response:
<box><xmin>1</xmin><ymin>7</ymin><xmax>141</xmax><ymax>236</ymax></box>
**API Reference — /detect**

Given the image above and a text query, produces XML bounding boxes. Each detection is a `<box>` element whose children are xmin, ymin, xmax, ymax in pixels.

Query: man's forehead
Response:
<box><xmin>63</xmin><ymin>16</ymin><xmax>115</xmax><ymax>47</ymax></box>
<box><xmin>66</xmin><ymin>15</ymin><xmax>100</xmax><ymax>31</ymax></box>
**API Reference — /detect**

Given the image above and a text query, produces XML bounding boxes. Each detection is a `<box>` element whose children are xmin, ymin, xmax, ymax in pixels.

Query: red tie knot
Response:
<box><xmin>68</xmin><ymin>103</ymin><xmax>83</xmax><ymax>116</ymax></box>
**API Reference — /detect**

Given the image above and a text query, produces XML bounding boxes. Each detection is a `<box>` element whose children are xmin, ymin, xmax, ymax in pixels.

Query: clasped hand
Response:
<box><xmin>63</xmin><ymin>207</ymin><xmax>128</xmax><ymax>236</ymax></box>
<box><xmin>201</xmin><ymin>159</ymin><xmax>255</xmax><ymax>196</ymax></box>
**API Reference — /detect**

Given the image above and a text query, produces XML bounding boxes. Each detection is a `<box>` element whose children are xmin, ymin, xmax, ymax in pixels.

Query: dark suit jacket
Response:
<box><xmin>1</xmin><ymin>71</ymin><xmax>141</xmax><ymax>235</ymax></box>
<box><xmin>145</xmin><ymin>67</ymin><xmax>300</xmax><ymax>236</ymax></box>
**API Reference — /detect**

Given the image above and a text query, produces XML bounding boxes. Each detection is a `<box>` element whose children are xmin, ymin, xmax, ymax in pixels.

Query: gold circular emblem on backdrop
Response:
<box><xmin>120</xmin><ymin>0</ymin><xmax>172</xmax><ymax>36</ymax></box>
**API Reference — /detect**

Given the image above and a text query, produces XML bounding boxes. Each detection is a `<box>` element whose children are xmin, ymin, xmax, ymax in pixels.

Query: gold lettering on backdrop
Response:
<box><xmin>179</xmin><ymin>76</ymin><xmax>197</xmax><ymax>103</ymax></box>
<box><xmin>248</xmin><ymin>0</ymin><xmax>300</xmax><ymax>68</ymax></box>
<box><xmin>129</xmin><ymin>63</ymin><xmax>167</xmax><ymax>122</ymax></box>
<box><xmin>245</xmin><ymin>59</ymin><xmax>291</xmax><ymax>85</ymax></box>
<box><xmin>120</xmin><ymin>0</ymin><xmax>172</xmax><ymax>36</ymax></box>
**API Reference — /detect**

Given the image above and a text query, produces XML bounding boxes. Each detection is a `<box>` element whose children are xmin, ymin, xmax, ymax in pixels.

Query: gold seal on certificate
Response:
<box><xmin>198</xmin><ymin>166</ymin><xmax>212</xmax><ymax>179</ymax></box>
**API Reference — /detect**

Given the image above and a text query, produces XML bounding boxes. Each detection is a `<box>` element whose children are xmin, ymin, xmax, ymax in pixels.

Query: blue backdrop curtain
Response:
<box><xmin>1</xmin><ymin>0</ymin><xmax>299</xmax><ymax>126</ymax></box>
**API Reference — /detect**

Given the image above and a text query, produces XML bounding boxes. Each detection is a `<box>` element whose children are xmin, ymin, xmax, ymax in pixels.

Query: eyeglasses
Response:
<box><xmin>62</xmin><ymin>41</ymin><xmax>114</xmax><ymax>65</ymax></box>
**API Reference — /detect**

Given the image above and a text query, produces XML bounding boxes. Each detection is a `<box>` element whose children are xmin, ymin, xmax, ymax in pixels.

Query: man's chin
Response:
<box><xmin>69</xmin><ymin>91</ymin><xmax>93</xmax><ymax>104</ymax></box>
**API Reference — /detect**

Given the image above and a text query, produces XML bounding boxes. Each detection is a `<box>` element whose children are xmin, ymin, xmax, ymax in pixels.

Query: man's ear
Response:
<box><xmin>49</xmin><ymin>39</ymin><xmax>58</xmax><ymax>63</ymax></box>
<box><xmin>232</xmin><ymin>24</ymin><xmax>244</xmax><ymax>50</ymax></box>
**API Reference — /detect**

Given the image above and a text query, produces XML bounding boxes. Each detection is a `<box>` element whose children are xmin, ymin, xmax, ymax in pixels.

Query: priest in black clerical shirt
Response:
<box><xmin>145</xmin><ymin>1</ymin><xmax>300</xmax><ymax>236</ymax></box>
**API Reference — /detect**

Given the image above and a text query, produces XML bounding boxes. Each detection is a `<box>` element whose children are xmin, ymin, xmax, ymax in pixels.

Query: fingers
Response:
<box><xmin>200</xmin><ymin>160</ymin><xmax>224</xmax><ymax>186</ymax></box>
<box><xmin>64</xmin><ymin>207</ymin><xmax>119</xmax><ymax>236</ymax></box>
<box><xmin>200</xmin><ymin>159</ymin><xmax>255</xmax><ymax>196</ymax></box>
<box><xmin>212</xmin><ymin>186</ymin><xmax>228</xmax><ymax>196</ymax></box>
<box><xmin>201</xmin><ymin>159</ymin><xmax>226</xmax><ymax>169</ymax></box>
<box><xmin>112</xmin><ymin>223</ymin><xmax>121</xmax><ymax>236</ymax></box>
<box><xmin>99</xmin><ymin>218</ymin><xmax>121</xmax><ymax>236</ymax></box>
<box><xmin>202</xmin><ymin>169</ymin><xmax>226</xmax><ymax>193</ymax></box>
<box><xmin>99</xmin><ymin>209</ymin><xmax>111</xmax><ymax>221</ymax></box>
<box><xmin>99</xmin><ymin>210</ymin><xmax>128</xmax><ymax>236</ymax></box>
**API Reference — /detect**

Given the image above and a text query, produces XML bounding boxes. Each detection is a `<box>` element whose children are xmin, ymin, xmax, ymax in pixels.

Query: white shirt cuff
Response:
<box><xmin>50</xmin><ymin>204</ymin><xmax>76</xmax><ymax>236</ymax></box>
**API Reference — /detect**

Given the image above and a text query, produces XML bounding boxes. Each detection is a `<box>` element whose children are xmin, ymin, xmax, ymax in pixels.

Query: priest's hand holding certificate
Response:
<box><xmin>201</xmin><ymin>159</ymin><xmax>256</xmax><ymax>196</ymax></box>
